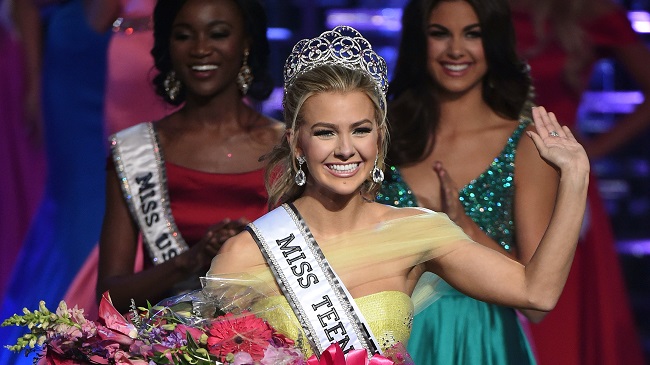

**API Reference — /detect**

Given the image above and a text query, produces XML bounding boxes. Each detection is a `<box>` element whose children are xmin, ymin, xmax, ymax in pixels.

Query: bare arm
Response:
<box><xmin>428</xmin><ymin>107</ymin><xmax>589</xmax><ymax>312</ymax></box>
<box><xmin>510</xmin><ymin>126</ymin><xmax>559</xmax><ymax>322</ymax></box>
<box><xmin>433</xmin><ymin>126</ymin><xmax>558</xmax><ymax>321</ymax></box>
<box><xmin>97</xmin><ymin>169</ymin><xmax>235</xmax><ymax>312</ymax></box>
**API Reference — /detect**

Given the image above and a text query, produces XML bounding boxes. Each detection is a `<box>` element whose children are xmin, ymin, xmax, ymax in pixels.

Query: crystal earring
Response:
<box><xmin>371</xmin><ymin>156</ymin><xmax>384</xmax><ymax>183</ymax></box>
<box><xmin>236</xmin><ymin>49</ymin><xmax>253</xmax><ymax>95</ymax></box>
<box><xmin>164</xmin><ymin>71</ymin><xmax>181</xmax><ymax>101</ymax></box>
<box><xmin>295</xmin><ymin>156</ymin><xmax>307</xmax><ymax>186</ymax></box>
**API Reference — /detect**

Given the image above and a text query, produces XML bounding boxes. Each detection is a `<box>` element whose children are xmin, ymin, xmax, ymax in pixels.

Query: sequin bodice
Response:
<box><xmin>253</xmin><ymin>291</ymin><xmax>413</xmax><ymax>357</ymax></box>
<box><xmin>377</xmin><ymin>119</ymin><xmax>530</xmax><ymax>252</ymax></box>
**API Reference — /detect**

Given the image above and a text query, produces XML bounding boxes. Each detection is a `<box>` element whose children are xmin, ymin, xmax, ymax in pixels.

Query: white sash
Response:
<box><xmin>110</xmin><ymin>122</ymin><xmax>189</xmax><ymax>264</ymax></box>
<box><xmin>247</xmin><ymin>204</ymin><xmax>381</xmax><ymax>356</ymax></box>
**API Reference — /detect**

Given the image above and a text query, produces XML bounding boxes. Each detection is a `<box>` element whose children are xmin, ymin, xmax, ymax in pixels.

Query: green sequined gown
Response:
<box><xmin>378</xmin><ymin>119</ymin><xmax>536</xmax><ymax>365</ymax></box>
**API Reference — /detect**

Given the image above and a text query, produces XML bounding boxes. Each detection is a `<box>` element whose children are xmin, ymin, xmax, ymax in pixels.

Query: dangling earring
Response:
<box><xmin>295</xmin><ymin>156</ymin><xmax>307</xmax><ymax>186</ymax></box>
<box><xmin>371</xmin><ymin>156</ymin><xmax>384</xmax><ymax>183</ymax></box>
<box><xmin>236</xmin><ymin>48</ymin><xmax>253</xmax><ymax>95</ymax></box>
<box><xmin>164</xmin><ymin>71</ymin><xmax>181</xmax><ymax>101</ymax></box>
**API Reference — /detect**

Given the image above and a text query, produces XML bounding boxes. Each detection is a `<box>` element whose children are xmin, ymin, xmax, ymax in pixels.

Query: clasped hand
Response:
<box><xmin>175</xmin><ymin>218</ymin><xmax>249</xmax><ymax>274</ymax></box>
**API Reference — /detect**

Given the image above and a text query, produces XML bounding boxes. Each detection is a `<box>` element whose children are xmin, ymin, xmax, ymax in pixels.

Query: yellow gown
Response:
<box><xmin>205</xmin><ymin>210</ymin><xmax>471</xmax><ymax>357</ymax></box>
<box><xmin>254</xmin><ymin>291</ymin><xmax>413</xmax><ymax>357</ymax></box>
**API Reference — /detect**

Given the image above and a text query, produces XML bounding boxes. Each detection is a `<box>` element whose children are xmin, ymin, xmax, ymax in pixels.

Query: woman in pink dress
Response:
<box><xmin>511</xmin><ymin>0</ymin><xmax>650</xmax><ymax>363</ymax></box>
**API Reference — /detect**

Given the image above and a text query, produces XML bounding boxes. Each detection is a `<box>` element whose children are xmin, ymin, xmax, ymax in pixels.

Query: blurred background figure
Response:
<box><xmin>95</xmin><ymin>0</ymin><xmax>282</xmax><ymax>314</ymax></box>
<box><xmin>62</xmin><ymin>0</ymin><xmax>177</xmax><ymax>318</ymax></box>
<box><xmin>511</xmin><ymin>0</ymin><xmax>650</xmax><ymax>363</ymax></box>
<box><xmin>0</xmin><ymin>0</ymin><xmax>112</xmax><ymax>364</ymax></box>
<box><xmin>103</xmin><ymin>0</ymin><xmax>175</xmax><ymax>136</ymax></box>
<box><xmin>0</xmin><ymin>0</ymin><xmax>45</xmax><ymax>304</ymax></box>
<box><xmin>377</xmin><ymin>0</ymin><xmax>556</xmax><ymax>363</ymax></box>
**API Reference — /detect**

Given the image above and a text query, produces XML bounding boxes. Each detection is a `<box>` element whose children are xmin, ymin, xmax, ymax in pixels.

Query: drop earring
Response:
<box><xmin>295</xmin><ymin>156</ymin><xmax>307</xmax><ymax>186</ymax></box>
<box><xmin>371</xmin><ymin>156</ymin><xmax>384</xmax><ymax>183</ymax></box>
<box><xmin>164</xmin><ymin>70</ymin><xmax>181</xmax><ymax>101</ymax></box>
<box><xmin>236</xmin><ymin>48</ymin><xmax>253</xmax><ymax>95</ymax></box>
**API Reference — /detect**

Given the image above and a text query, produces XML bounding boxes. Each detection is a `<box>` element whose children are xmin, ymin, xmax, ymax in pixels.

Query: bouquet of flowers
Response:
<box><xmin>2</xmin><ymin>291</ymin><xmax>306</xmax><ymax>365</ymax></box>
<box><xmin>3</xmin><ymin>276</ymin><xmax>408</xmax><ymax>365</ymax></box>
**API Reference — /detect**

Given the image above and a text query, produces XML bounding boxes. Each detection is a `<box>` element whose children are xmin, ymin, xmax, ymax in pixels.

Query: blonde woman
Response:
<box><xmin>207</xmin><ymin>26</ymin><xmax>590</xmax><ymax>362</ymax></box>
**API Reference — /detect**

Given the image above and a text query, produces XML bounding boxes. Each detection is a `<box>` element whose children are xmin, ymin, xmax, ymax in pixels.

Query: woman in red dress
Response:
<box><xmin>511</xmin><ymin>0</ymin><xmax>650</xmax><ymax>363</ymax></box>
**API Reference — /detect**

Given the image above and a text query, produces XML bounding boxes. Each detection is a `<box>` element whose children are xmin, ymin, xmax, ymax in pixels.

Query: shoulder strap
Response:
<box><xmin>246</xmin><ymin>203</ymin><xmax>381</xmax><ymax>357</ymax></box>
<box><xmin>110</xmin><ymin>122</ymin><xmax>189</xmax><ymax>264</ymax></box>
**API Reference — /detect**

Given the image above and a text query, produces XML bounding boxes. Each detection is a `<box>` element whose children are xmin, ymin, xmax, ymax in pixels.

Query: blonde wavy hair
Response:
<box><xmin>264</xmin><ymin>64</ymin><xmax>388</xmax><ymax>209</ymax></box>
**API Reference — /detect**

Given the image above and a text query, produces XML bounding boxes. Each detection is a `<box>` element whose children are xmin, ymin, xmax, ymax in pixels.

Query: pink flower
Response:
<box><xmin>206</xmin><ymin>312</ymin><xmax>273</xmax><ymax>361</ymax></box>
<box><xmin>113</xmin><ymin>349</ymin><xmax>149</xmax><ymax>364</ymax></box>
<box><xmin>98</xmin><ymin>292</ymin><xmax>137</xmax><ymax>339</ymax></box>
<box><xmin>129</xmin><ymin>340</ymin><xmax>154</xmax><ymax>358</ymax></box>
<box><xmin>38</xmin><ymin>349</ymin><xmax>79</xmax><ymax>365</ymax></box>
<box><xmin>96</xmin><ymin>325</ymin><xmax>136</xmax><ymax>346</ymax></box>
<box><xmin>232</xmin><ymin>351</ymin><xmax>255</xmax><ymax>365</ymax></box>
<box><xmin>262</xmin><ymin>345</ymin><xmax>306</xmax><ymax>365</ymax></box>
<box><xmin>174</xmin><ymin>323</ymin><xmax>204</xmax><ymax>342</ymax></box>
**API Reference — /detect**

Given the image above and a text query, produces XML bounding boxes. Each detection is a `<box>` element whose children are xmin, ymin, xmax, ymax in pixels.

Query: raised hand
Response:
<box><xmin>432</xmin><ymin>161</ymin><xmax>466</xmax><ymax>225</ymax></box>
<box><xmin>527</xmin><ymin>106</ymin><xmax>589</xmax><ymax>175</ymax></box>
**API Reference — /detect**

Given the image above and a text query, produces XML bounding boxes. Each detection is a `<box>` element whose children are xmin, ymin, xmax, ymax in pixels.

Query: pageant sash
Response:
<box><xmin>247</xmin><ymin>204</ymin><xmax>381</xmax><ymax>356</ymax></box>
<box><xmin>111</xmin><ymin>122</ymin><xmax>189</xmax><ymax>264</ymax></box>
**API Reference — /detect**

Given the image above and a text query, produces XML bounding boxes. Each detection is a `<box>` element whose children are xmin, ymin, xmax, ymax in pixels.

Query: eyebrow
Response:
<box><xmin>310</xmin><ymin>119</ymin><xmax>374</xmax><ymax>129</ymax></box>
<box><xmin>172</xmin><ymin>20</ymin><xmax>232</xmax><ymax>29</ymax></box>
<box><xmin>427</xmin><ymin>23</ymin><xmax>480</xmax><ymax>32</ymax></box>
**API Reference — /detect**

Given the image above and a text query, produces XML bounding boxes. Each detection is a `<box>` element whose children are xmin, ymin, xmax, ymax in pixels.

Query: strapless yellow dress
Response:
<box><xmin>252</xmin><ymin>291</ymin><xmax>413</xmax><ymax>357</ymax></box>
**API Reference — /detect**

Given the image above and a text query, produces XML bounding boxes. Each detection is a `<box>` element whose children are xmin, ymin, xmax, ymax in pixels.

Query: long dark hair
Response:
<box><xmin>388</xmin><ymin>0</ymin><xmax>531</xmax><ymax>166</ymax></box>
<box><xmin>151</xmin><ymin>0</ymin><xmax>274</xmax><ymax>105</ymax></box>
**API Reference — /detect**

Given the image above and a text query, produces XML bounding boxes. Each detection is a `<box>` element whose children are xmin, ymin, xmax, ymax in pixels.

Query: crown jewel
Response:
<box><xmin>283</xmin><ymin>26</ymin><xmax>388</xmax><ymax>96</ymax></box>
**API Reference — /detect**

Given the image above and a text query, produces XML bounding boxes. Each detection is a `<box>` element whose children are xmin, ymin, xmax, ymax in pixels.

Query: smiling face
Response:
<box><xmin>295</xmin><ymin>91</ymin><xmax>379</xmax><ymax>199</ymax></box>
<box><xmin>169</xmin><ymin>0</ymin><xmax>247</xmax><ymax>99</ymax></box>
<box><xmin>426</xmin><ymin>0</ymin><xmax>487</xmax><ymax>98</ymax></box>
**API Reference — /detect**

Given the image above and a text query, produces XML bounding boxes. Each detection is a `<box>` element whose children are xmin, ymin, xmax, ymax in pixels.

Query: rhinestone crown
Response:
<box><xmin>283</xmin><ymin>26</ymin><xmax>388</xmax><ymax>96</ymax></box>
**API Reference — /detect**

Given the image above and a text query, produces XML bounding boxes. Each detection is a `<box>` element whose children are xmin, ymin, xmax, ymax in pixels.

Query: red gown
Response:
<box><xmin>513</xmin><ymin>8</ymin><xmax>646</xmax><ymax>365</ymax></box>
<box><xmin>142</xmin><ymin>162</ymin><xmax>270</xmax><ymax>267</ymax></box>
<box><xmin>64</xmin><ymin>160</ymin><xmax>269</xmax><ymax>318</ymax></box>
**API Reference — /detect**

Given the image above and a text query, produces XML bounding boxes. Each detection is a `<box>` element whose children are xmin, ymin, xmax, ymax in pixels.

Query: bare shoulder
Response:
<box><xmin>210</xmin><ymin>230</ymin><xmax>264</xmax><ymax>275</ymax></box>
<box><xmin>219</xmin><ymin>230</ymin><xmax>258</xmax><ymax>254</ymax></box>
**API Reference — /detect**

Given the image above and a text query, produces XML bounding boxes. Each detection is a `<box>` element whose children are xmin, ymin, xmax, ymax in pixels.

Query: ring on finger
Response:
<box><xmin>549</xmin><ymin>130</ymin><xmax>560</xmax><ymax>137</ymax></box>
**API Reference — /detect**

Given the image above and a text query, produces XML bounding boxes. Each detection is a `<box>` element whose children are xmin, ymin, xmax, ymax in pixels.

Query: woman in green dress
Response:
<box><xmin>378</xmin><ymin>0</ymin><xmax>556</xmax><ymax>363</ymax></box>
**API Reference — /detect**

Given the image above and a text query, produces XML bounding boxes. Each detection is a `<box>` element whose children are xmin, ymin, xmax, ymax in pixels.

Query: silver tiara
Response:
<box><xmin>283</xmin><ymin>26</ymin><xmax>388</xmax><ymax>96</ymax></box>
